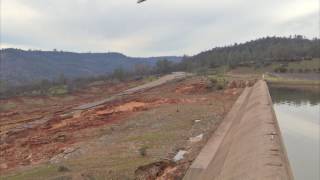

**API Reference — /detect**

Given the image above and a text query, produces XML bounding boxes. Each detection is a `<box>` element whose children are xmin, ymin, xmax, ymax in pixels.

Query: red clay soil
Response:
<box><xmin>0</xmin><ymin>80</ymin><xmax>144</xmax><ymax>171</ymax></box>
<box><xmin>0</xmin><ymin>95</ymin><xmax>196</xmax><ymax>171</ymax></box>
<box><xmin>175</xmin><ymin>82</ymin><xmax>208</xmax><ymax>94</ymax></box>
<box><xmin>0</xmin><ymin>78</ymin><xmax>241</xmax><ymax>173</ymax></box>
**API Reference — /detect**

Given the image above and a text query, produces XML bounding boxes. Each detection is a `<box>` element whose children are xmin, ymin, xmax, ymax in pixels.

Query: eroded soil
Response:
<box><xmin>1</xmin><ymin>76</ymin><xmax>242</xmax><ymax>180</ymax></box>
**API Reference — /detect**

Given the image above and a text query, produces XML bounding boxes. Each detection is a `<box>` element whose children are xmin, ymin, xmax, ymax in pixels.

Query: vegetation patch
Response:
<box><xmin>3</xmin><ymin>165</ymin><xmax>61</xmax><ymax>180</ymax></box>
<box><xmin>208</xmin><ymin>75</ymin><xmax>228</xmax><ymax>90</ymax></box>
<box><xmin>0</xmin><ymin>102</ymin><xmax>17</xmax><ymax>112</ymax></box>
<box><xmin>48</xmin><ymin>85</ymin><xmax>69</xmax><ymax>96</ymax></box>
<box><xmin>265</xmin><ymin>74</ymin><xmax>320</xmax><ymax>86</ymax></box>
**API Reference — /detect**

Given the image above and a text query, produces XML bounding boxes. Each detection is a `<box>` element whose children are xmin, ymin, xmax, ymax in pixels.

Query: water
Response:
<box><xmin>269</xmin><ymin>85</ymin><xmax>320</xmax><ymax>180</ymax></box>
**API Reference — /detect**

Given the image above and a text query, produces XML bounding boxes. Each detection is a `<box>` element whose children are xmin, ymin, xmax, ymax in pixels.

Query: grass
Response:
<box><xmin>60</xmin><ymin>150</ymin><xmax>153</xmax><ymax>179</ymax></box>
<box><xmin>0</xmin><ymin>102</ymin><xmax>17</xmax><ymax>112</ymax></box>
<box><xmin>230</xmin><ymin>59</ymin><xmax>320</xmax><ymax>74</ymax></box>
<box><xmin>287</xmin><ymin>58</ymin><xmax>320</xmax><ymax>70</ymax></box>
<box><xmin>23</xmin><ymin>98</ymin><xmax>46</xmax><ymax>106</ymax></box>
<box><xmin>125</xmin><ymin>131</ymin><xmax>176</xmax><ymax>143</ymax></box>
<box><xmin>142</xmin><ymin>75</ymin><xmax>158</xmax><ymax>83</ymax></box>
<box><xmin>197</xmin><ymin>65</ymin><xmax>230</xmax><ymax>76</ymax></box>
<box><xmin>48</xmin><ymin>85</ymin><xmax>69</xmax><ymax>96</ymax></box>
<box><xmin>208</xmin><ymin>75</ymin><xmax>228</xmax><ymax>89</ymax></box>
<box><xmin>2</xmin><ymin>165</ymin><xmax>63</xmax><ymax>180</ymax></box>
<box><xmin>265</xmin><ymin>74</ymin><xmax>320</xmax><ymax>86</ymax></box>
<box><xmin>264</xmin><ymin>58</ymin><xmax>320</xmax><ymax>73</ymax></box>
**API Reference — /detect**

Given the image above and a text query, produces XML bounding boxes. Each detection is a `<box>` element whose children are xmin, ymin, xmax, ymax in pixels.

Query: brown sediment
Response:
<box><xmin>0</xmin><ymin>74</ymin><xmax>243</xmax><ymax>178</ymax></box>
<box><xmin>0</xmin><ymin>73</ymin><xmax>193</xmax><ymax>171</ymax></box>
<box><xmin>175</xmin><ymin>82</ymin><xmax>208</xmax><ymax>94</ymax></box>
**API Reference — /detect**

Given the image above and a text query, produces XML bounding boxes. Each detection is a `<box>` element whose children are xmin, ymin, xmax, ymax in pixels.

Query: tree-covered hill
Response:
<box><xmin>0</xmin><ymin>49</ymin><xmax>181</xmax><ymax>87</ymax></box>
<box><xmin>181</xmin><ymin>36</ymin><xmax>319</xmax><ymax>69</ymax></box>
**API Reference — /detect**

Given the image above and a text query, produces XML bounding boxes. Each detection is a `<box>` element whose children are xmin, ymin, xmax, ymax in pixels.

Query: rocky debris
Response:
<box><xmin>157</xmin><ymin>164</ymin><xmax>189</xmax><ymax>180</ymax></box>
<box><xmin>0</xmin><ymin>111</ymin><xmax>19</xmax><ymax>118</ymax></box>
<box><xmin>0</xmin><ymin>163</ymin><xmax>8</xmax><ymax>169</ymax></box>
<box><xmin>227</xmin><ymin>79</ymin><xmax>257</xmax><ymax>89</ymax></box>
<box><xmin>1</xmin><ymin>115</ymin><xmax>45</xmax><ymax>127</ymax></box>
<box><xmin>135</xmin><ymin>161</ymin><xmax>176</xmax><ymax>180</ymax></box>
<box><xmin>5</xmin><ymin>116</ymin><xmax>50</xmax><ymax>136</ymax></box>
<box><xmin>173</xmin><ymin>150</ymin><xmax>188</xmax><ymax>162</ymax></box>
<box><xmin>135</xmin><ymin>160</ymin><xmax>192</xmax><ymax>180</ymax></box>
<box><xmin>189</xmin><ymin>134</ymin><xmax>204</xmax><ymax>143</ymax></box>
<box><xmin>29</xmin><ymin>136</ymin><xmax>51</xmax><ymax>146</ymax></box>
<box><xmin>49</xmin><ymin>175</ymin><xmax>72</xmax><ymax>180</ymax></box>
<box><xmin>50</xmin><ymin>147</ymin><xmax>81</xmax><ymax>164</ymax></box>
<box><xmin>53</xmin><ymin>134</ymin><xmax>68</xmax><ymax>142</ymax></box>
<box><xmin>175</xmin><ymin>82</ymin><xmax>208</xmax><ymax>94</ymax></box>
<box><xmin>72</xmin><ymin>110</ymin><xmax>82</xmax><ymax>118</ymax></box>
<box><xmin>96</xmin><ymin>101</ymin><xmax>147</xmax><ymax>116</ymax></box>
<box><xmin>59</xmin><ymin>113</ymin><xmax>73</xmax><ymax>120</ymax></box>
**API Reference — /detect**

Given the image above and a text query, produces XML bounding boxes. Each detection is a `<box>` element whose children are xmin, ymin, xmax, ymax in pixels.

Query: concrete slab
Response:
<box><xmin>184</xmin><ymin>80</ymin><xmax>293</xmax><ymax>180</ymax></box>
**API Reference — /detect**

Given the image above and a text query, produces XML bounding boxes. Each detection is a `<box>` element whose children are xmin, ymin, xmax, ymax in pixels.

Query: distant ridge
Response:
<box><xmin>0</xmin><ymin>48</ymin><xmax>181</xmax><ymax>87</ymax></box>
<box><xmin>184</xmin><ymin>36</ymin><xmax>319</xmax><ymax>67</ymax></box>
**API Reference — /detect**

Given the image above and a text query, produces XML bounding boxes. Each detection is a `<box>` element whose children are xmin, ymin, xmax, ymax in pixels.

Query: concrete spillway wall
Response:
<box><xmin>184</xmin><ymin>80</ymin><xmax>294</xmax><ymax>180</ymax></box>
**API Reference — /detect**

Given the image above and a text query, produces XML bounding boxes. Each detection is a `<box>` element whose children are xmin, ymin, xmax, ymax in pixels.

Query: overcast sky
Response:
<box><xmin>1</xmin><ymin>0</ymin><xmax>319</xmax><ymax>56</ymax></box>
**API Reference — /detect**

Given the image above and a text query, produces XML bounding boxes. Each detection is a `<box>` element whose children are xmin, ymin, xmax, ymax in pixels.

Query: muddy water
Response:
<box><xmin>269</xmin><ymin>85</ymin><xmax>320</xmax><ymax>180</ymax></box>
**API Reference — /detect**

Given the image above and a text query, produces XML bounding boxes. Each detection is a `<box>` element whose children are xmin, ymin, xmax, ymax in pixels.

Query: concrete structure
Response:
<box><xmin>184</xmin><ymin>80</ymin><xmax>293</xmax><ymax>180</ymax></box>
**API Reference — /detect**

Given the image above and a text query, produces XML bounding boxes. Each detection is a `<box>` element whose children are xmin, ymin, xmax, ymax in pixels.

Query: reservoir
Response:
<box><xmin>269</xmin><ymin>85</ymin><xmax>320</xmax><ymax>180</ymax></box>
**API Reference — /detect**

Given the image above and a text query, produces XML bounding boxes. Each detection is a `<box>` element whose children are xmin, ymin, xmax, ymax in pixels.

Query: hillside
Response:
<box><xmin>0</xmin><ymin>49</ymin><xmax>181</xmax><ymax>87</ymax></box>
<box><xmin>182</xmin><ymin>36</ymin><xmax>320</xmax><ymax>69</ymax></box>
<box><xmin>0</xmin><ymin>73</ymin><xmax>242</xmax><ymax>179</ymax></box>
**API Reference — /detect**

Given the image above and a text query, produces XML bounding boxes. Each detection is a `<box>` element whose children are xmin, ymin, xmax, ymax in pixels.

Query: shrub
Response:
<box><xmin>216</xmin><ymin>84</ymin><xmax>224</xmax><ymax>90</ymax></box>
<box><xmin>274</xmin><ymin>67</ymin><xmax>288</xmax><ymax>73</ymax></box>
<box><xmin>209</xmin><ymin>78</ymin><xmax>218</xmax><ymax>84</ymax></box>
<box><xmin>208</xmin><ymin>76</ymin><xmax>227</xmax><ymax>90</ymax></box>
<box><xmin>57</xmin><ymin>165</ymin><xmax>70</xmax><ymax>172</ymax></box>
<box><xmin>304</xmin><ymin>68</ymin><xmax>311</xmax><ymax>73</ymax></box>
<box><xmin>139</xmin><ymin>146</ymin><xmax>148</xmax><ymax>157</ymax></box>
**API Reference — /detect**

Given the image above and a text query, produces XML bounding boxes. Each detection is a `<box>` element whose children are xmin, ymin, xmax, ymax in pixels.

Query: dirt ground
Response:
<box><xmin>0</xmin><ymin>76</ymin><xmax>242</xmax><ymax>180</ymax></box>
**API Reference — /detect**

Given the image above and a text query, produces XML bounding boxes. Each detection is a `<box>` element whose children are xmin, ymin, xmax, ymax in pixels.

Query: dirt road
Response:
<box><xmin>74</xmin><ymin>72</ymin><xmax>189</xmax><ymax>110</ymax></box>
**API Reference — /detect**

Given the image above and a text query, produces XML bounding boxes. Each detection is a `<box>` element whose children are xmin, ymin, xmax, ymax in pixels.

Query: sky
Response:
<box><xmin>0</xmin><ymin>0</ymin><xmax>319</xmax><ymax>56</ymax></box>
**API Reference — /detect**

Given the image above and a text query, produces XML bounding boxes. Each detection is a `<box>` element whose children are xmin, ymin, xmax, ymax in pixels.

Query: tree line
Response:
<box><xmin>0</xmin><ymin>59</ymin><xmax>176</xmax><ymax>99</ymax></box>
<box><xmin>181</xmin><ymin>35</ymin><xmax>319</xmax><ymax>70</ymax></box>
<box><xmin>1</xmin><ymin>35</ymin><xmax>319</xmax><ymax>99</ymax></box>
